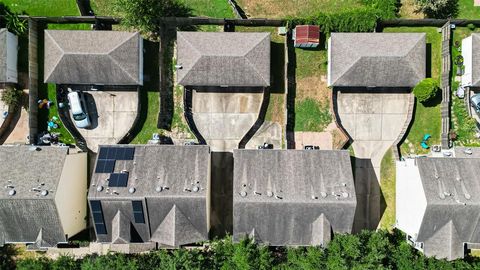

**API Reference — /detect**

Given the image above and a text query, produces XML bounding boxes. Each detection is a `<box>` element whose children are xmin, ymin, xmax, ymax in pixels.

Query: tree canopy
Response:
<box><xmin>5</xmin><ymin>230</ymin><xmax>480</xmax><ymax>270</ymax></box>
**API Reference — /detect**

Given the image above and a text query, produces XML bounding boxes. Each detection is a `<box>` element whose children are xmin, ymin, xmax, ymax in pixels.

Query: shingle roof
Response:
<box><xmin>414</xmin><ymin>157</ymin><xmax>480</xmax><ymax>259</ymax></box>
<box><xmin>329</xmin><ymin>33</ymin><xmax>426</xmax><ymax>87</ymax></box>
<box><xmin>233</xmin><ymin>149</ymin><xmax>356</xmax><ymax>246</ymax></box>
<box><xmin>0</xmin><ymin>145</ymin><xmax>70</xmax><ymax>247</ymax></box>
<box><xmin>88</xmin><ymin>145</ymin><xmax>210</xmax><ymax>247</ymax></box>
<box><xmin>0</xmin><ymin>29</ymin><xmax>7</xmax><ymax>83</ymax></box>
<box><xmin>469</xmin><ymin>34</ymin><xmax>480</xmax><ymax>87</ymax></box>
<box><xmin>44</xmin><ymin>30</ymin><xmax>142</xmax><ymax>85</ymax></box>
<box><xmin>177</xmin><ymin>32</ymin><xmax>270</xmax><ymax>87</ymax></box>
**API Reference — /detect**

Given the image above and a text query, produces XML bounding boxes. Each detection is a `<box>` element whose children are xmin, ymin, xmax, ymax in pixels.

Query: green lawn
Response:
<box><xmin>451</xmin><ymin>27</ymin><xmax>480</xmax><ymax>146</ymax></box>
<box><xmin>131</xmin><ymin>91</ymin><xmax>161</xmax><ymax>144</ymax></box>
<box><xmin>44</xmin><ymin>84</ymin><xmax>75</xmax><ymax>144</ymax></box>
<box><xmin>379</xmin><ymin>149</ymin><xmax>396</xmax><ymax>231</ymax></box>
<box><xmin>179</xmin><ymin>0</ymin><xmax>234</xmax><ymax>18</ymax></box>
<box><xmin>2</xmin><ymin>0</ymin><xmax>80</xmax><ymax>16</ymax></box>
<box><xmin>295</xmin><ymin>48</ymin><xmax>327</xmax><ymax>79</ymax></box>
<box><xmin>384</xmin><ymin>27</ymin><xmax>442</xmax><ymax>155</ymax></box>
<box><xmin>294</xmin><ymin>98</ymin><xmax>332</xmax><ymax>132</ymax></box>
<box><xmin>458</xmin><ymin>0</ymin><xmax>480</xmax><ymax>19</ymax></box>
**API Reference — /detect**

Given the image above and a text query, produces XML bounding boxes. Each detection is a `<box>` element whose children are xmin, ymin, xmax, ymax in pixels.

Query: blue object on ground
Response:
<box><xmin>421</xmin><ymin>141</ymin><xmax>429</xmax><ymax>149</ymax></box>
<box><xmin>423</xmin><ymin>134</ymin><xmax>431</xmax><ymax>141</ymax></box>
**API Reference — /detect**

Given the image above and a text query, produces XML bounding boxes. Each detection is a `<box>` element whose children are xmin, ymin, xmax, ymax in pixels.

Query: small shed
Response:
<box><xmin>293</xmin><ymin>25</ymin><xmax>320</xmax><ymax>48</ymax></box>
<box><xmin>0</xmin><ymin>28</ymin><xmax>18</xmax><ymax>84</ymax></box>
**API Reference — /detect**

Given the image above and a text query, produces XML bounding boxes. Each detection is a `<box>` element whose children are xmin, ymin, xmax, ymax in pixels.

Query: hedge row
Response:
<box><xmin>288</xmin><ymin>0</ymin><xmax>399</xmax><ymax>34</ymax></box>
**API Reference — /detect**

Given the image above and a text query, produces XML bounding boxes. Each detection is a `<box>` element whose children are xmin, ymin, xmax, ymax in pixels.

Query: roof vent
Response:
<box><xmin>275</xmin><ymin>195</ymin><xmax>283</xmax><ymax>200</ymax></box>
<box><xmin>96</xmin><ymin>185</ymin><xmax>104</xmax><ymax>192</ymax></box>
<box><xmin>156</xmin><ymin>186</ymin><xmax>163</xmax><ymax>192</ymax></box>
<box><xmin>240</xmin><ymin>191</ymin><xmax>247</xmax><ymax>197</ymax></box>
<box><xmin>8</xmin><ymin>189</ymin><xmax>16</xmax><ymax>196</ymax></box>
<box><xmin>29</xmin><ymin>146</ymin><xmax>40</xmax><ymax>151</ymax></box>
<box><xmin>320</xmin><ymin>192</ymin><xmax>327</xmax><ymax>198</ymax></box>
<box><xmin>193</xmin><ymin>186</ymin><xmax>200</xmax><ymax>192</ymax></box>
<box><xmin>175</xmin><ymin>65</ymin><xmax>183</xmax><ymax>69</ymax></box>
<box><xmin>129</xmin><ymin>187</ymin><xmax>136</xmax><ymax>194</ymax></box>
<box><xmin>311</xmin><ymin>195</ymin><xmax>318</xmax><ymax>200</ymax></box>
<box><xmin>342</xmin><ymin>192</ymin><xmax>349</xmax><ymax>198</ymax></box>
<box><xmin>254</xmin><ymin>191</ymin><xmax>261</xmax><ymax>195</ymax></box>
<box><xmin>266</xmin><ymin>191</ymin><xmax>273</xmax><ymax>197</ymax></box>
<box><xmin>41</xmin><ymin>190</ymin><xmax>48</xmax><ymax>196</ymax></box>
<box><xmin>464</xmin><ymin>148</ymin><xmax>473</xmax><ymax>155</ymax></box>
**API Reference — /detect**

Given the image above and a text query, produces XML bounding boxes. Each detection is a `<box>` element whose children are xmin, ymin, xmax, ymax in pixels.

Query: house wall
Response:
<box><xmin>396</xmin><ymin>159</ymin><xmax>427</xmax><ymax>240</ymax></box>
<box><xmin>55</xmin><ymin>152</ymin><xmax>88</xmax><ymax>238</ymax></box>
<box><xmin>462</xmin><ymin>36</ymin><xmax>473</xmax><ymax>87</ymax></box>
<box><xmin>139</xmin><ymin>37</ymin><xmax>144</xmax><ymax>85</ymax></box>
<box><xmin>327</xmin><ymin>38</ymin><xmax>332</xmax><ymax>86</ymax></box>
<box><xmin>6</xmin><ymin>31</ymin><xmax>18</xmax><ymax>83</ymax></box>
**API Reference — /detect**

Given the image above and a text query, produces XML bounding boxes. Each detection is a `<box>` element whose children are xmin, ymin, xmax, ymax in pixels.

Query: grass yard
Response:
<box><xmin>451</xmin><ymin>27</ymin><xmax>480</xmax><ymax>146</ymax></box>
<box><xmin>2</xmin><ymin>0</ymin><xmax>80</xmax><ymax>16</ymax></box>
<box><xmin>237</xmin><ymin>0</ymin><xmax>361</xmax><ymax>18</ymax></box>
<box><xmin>42</xmin><ymin>84</ymin><xmax>75</xmax><ymax>144</ymax></box>
<box><xmin>179</xmin><ymin>0</ymin><xmax>234</xmax><ymax>18</ymax></box>
<box><xmin>379</xmin><ymin>149</ymin><xmax>396</xmax><ymax>231</ymax></box>
<box><xmin>458</xmin><ymin>0</ymin><xmax>480</xmax><ymax>19</ymax></box>
<box><xmin>294</xmin><ymin>98</ymin><xmax>332</xmax><ymax>132</ymax></box>
<box><xmin>384</xmin><ymin>27</ymin><xmax>442</xmax><ymax>155</ymax></box>
<box><xmin>131</xmin><ymin>91</ymin><xmax>161</xmax><ymax>144</ymax></box>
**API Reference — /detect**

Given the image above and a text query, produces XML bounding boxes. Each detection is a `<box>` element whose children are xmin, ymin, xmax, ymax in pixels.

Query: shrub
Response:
<box><xmin>413</xmin><ymin>78</ymin><xmax>440</xmax><ymax>103</ymax></box>
<box><xmin>468</xmin><ymin>23</ymin><xmax>476</xmax><ymax>31</ymax></box>
<box><xmin>415</xmin><ymin>0</ymin><xmax>459</xmax><ymax>18</ymax></box>
<box><xmin>1</xmin><ymin>86</ymin><xmax>23</xmax><ymax>108</ymax></box>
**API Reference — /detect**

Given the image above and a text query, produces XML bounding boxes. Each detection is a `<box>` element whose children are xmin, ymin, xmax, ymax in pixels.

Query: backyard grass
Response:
<box><xmin>458</xmin><ymin>0</ymin><xmax>480</xmax><ymax>19</ymax></box>
<box><xmin>44</xmin><ymin>84</ymin><xmax>75</xmax><ymax>144</ymax></box>
<box><xmin>131</xmin><ymin>91</ymin><xmax>161</xmax><ymax>144</ymax></box>
<box><xmin>384</xmin><ymin>27</ymin><xmax>442</xmax><ymax>155</ymax></box>
<box><xmin>294</xmin><ymin>98</ymin><xmax>332</xmax><ymax>132</ymax></box>
<box><xmin>295</xmin><ymin>48</ymin><xmax>327</xmax><ymax>79</ymax></box>
<box><xmin>379</xmin><ymin>148</ymin><xmax>396</xmax><ymax>231</ymax></box>
<box><xmin>2</xmin><ymin>0</ymin><xmax>80</xmax><ymax>16</ymax></box>
<box><xmin>451</xmin><ymin>27</ymin><xmax>480</xmax><ymax>146</ymax></box>
<box><xmin>237</xmin><ymin>0</ymin><xmax>361</xmax><ymax>18</ymax></box>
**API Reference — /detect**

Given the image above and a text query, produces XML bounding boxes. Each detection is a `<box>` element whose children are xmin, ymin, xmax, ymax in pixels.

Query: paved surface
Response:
<box><xmin>192</xmin><ymin>91</ymin><xmax>263</xmax><ymax>152</ymax></box>
<box><xmin>336</xmin><ymin>91</ymin><xmax>411</xmax><ymax>231</ymax></box>
<box><xmin>337</xmin><ymin>92</ymin><xmax>411</xmax><ymax>178</ymax></box>
<box><xmin>245</xmin><ymin>121</ymin><xmax>282</xmax><ymax>149</ymax></box>
<box><xmin>76</xmin><ymin>90</ymin><xmax>138</xmax><ymax>153</ymax></box>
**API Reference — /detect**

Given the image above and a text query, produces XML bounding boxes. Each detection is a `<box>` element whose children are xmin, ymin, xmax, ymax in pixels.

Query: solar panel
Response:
<box><xmin>95</xmin><ymin>159</ymin><xmax>115</xmax><ymax>173</ymax></box>
<box><xmin>106</xmin><ymin>147</ymin><xmax>116</xmax><ymax>159</ymax></box>
<box><xmin>116</xmin><ymin>148</ymin><xmax>126</xmax><ymax>160</ymax></box>
<box><xmin>124</xmin><ymin>148</ymin><xmax>135</xmax><ymax>160</ymax></box>
<box><xmin>98</xmin><ymin>148</ymin><xmax>108</xmax><ymax>159</ymax></box>
<box><xmin>109</xmin><ymin>173</ymin><xmax>129</xmax><ymax>187</ymax></box>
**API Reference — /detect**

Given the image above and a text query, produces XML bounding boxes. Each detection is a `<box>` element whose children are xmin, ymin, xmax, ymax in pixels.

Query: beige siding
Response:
<box><xmin>55</xmin><ymin>152</ymin><xmax>88</xmax><ymax>238</ymax></box>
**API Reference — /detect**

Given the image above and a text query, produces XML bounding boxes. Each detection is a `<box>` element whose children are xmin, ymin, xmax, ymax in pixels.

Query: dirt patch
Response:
<box><xmin>399</xmin><ymin>0</ymin><xmax>423</xmax><ymax>18</ymax></box>
<box><xmin>267</xmin><ymin>93</ymin><xmax>285</xmax><ymax>125</ymax></box>
<box><xmin>296</xmin><ymin>76</ymin><xmax>330</xmax><ymax>103</ymax></box>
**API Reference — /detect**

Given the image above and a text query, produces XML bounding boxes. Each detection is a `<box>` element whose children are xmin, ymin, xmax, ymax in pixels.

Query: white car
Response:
<box><xmin>67</xmin><ymin>91</ymin><xmax>91</xmax><ymax>128</ymax></box>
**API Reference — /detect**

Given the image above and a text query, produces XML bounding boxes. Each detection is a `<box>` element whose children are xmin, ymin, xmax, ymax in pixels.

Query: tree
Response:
<box><xmin>413</xmin><ymin>78</ymin><xmax>440</xmax><ymax>103</ymax></box>
<box><xmin>415</xmin><ymin>0</ymin><xmax>459</xmax><ymax>18</ymax></box>
<box><xmin>112</xmin><ymin>0</ymin><xmax>194</xmax><ymax>40</ymax></box>
<box><xmin>1</xmin><ymin>86</ymin><xmax>23</xmax><ymax>108</ymax></box>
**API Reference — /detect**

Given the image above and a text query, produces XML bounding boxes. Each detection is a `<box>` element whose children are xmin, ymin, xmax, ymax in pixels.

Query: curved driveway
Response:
<box><xmin>336</xmin><ymin>90</ymin><xmax>413</xmax><ymax>230</ymax></box>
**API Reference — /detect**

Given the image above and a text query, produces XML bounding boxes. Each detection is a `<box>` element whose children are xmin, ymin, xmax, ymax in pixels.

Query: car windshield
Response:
<box><xmin>73</xmin><ymin>112</ymin><xmax>87</xmax><ymax>121</ymax></box>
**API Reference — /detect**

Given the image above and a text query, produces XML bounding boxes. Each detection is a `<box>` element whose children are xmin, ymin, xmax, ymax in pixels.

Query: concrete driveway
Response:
<box><xmin>76</xmin><ymin>90</ymin><xmax>138</xmax><ymax>153</ymax></box>
<box><xmin>336</xmin><ymin>90</ymin><xmax>413</xmax><ymax>231</ymax></box>
<box><xmin>337</xmin><ymin>91</ymin><xmax>412</xmax><ymax>177</ymax></box>
<box><xmin>192</xmin><ymin>91</ymin><xmax>263</xmax><ymax>152</ymax></box>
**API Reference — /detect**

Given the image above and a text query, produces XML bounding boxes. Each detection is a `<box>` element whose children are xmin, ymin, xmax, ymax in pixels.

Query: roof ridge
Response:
<box><xmin>43</xmin><ymin>31</ymin><xmax>66</xmax><ymax>82</ymax></box>
<box><xmin>108</xmin><ymin>54</ymin><xmax>139</xmax><ymax>84</ymax></box>
<box><xmin>244</xmin><ymin>34</ymin><xmax>270</xmax><ymax>86</ymax></box>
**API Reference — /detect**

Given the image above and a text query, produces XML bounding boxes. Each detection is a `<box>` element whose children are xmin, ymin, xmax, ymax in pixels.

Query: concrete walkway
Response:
<box><xmin>192</xmin><ymin>91</ymin><xmax>263</xmax><ymax>152</ymax></box>
<box><xmin>77</xmin><ymin>90</ymin><xmax>138</xmax><ymax>153</ymax></box>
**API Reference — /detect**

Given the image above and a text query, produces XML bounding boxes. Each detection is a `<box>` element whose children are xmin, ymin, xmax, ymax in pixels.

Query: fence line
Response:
<box><xmin>440</xmin><ymin>21</ymin><xmax>452</xmax><ymax>149</ymax></box>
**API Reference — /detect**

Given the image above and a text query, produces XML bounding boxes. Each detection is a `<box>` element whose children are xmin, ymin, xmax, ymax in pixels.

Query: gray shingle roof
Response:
<box><xmin>233</xmin><ymin>149</ymin><xmax>356</xmax><ymax>246</ymax></box>
<box><xmin>177</xmin><ymin>32</ymin><xmax>270</xmax><ymax>87</ymax></box>
<box><xmin>0</xmin><ymin>29</ymin><xmax>7</xmax><ymax>83</ymax></box>
<box><xmin>469</xmin><ymin>34</ymin><xmax>480</xmax><ymax>87</ymax></box>
<box><xmin>88</xmin><ymin>145</ymin><xmax>210</xmax><ymax>247</ymax></box>
<box><xmin>0</xmin><ymin>145</ymin><xmax>71</xmax><ymax>247</ymax></box>
<box><xmin>44</xmin><ymin>30</ymin><xmax>142</xmax><ymax>85</ymax></box>
<box><xmin>415</xmin><ymin>157</ymin><xmax>480</xmax><ymax>259</ymax></box>
<box><xmin>329</xmin><ymin>33</ymin><xmax>426</xmax><ymax>87</ymax></box>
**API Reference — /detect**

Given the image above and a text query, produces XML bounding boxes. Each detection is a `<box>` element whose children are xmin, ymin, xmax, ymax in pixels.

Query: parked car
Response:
<box><xmin>471</xmin><ymin>94</ymin><xmax>480</xmax><ymax>114</ymax></box>
<box><xmin>67</xmin><ymin>91</ymin><xmax>91</xmax><ymax>128</ymax></box>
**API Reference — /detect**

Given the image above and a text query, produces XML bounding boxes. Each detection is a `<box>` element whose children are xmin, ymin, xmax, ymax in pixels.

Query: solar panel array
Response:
<box><xmin>94</xmin><ymin>147</ymin><xmax>135</xmax><ymax>174</ymax></box>
<box><xmin>109</xmin><ymin>172</ymin><xmax>129</xmax><ymax>187</ymax></box>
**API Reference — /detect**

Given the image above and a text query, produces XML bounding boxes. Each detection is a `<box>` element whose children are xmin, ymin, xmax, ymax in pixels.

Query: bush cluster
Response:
<box><xmin>6</xmin><ymin>230</ymin><xmax>480</xmax><ymax>270</ymax></box>
<box><xmin>413</xmin><ymin>78</ymin><xmax>440</xmax><ymax>103</ymax></box>
<box><xmin>288</xmin><ymin>0</ymin><xmax>399</xmax><ymax>34</ymax></box>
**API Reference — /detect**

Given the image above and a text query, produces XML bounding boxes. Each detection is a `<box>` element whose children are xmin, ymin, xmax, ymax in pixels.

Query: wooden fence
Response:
<box><xmin>440</xmin><ymin>21</ymin><xmax>452</xmax><ymax>149</ymax></box>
